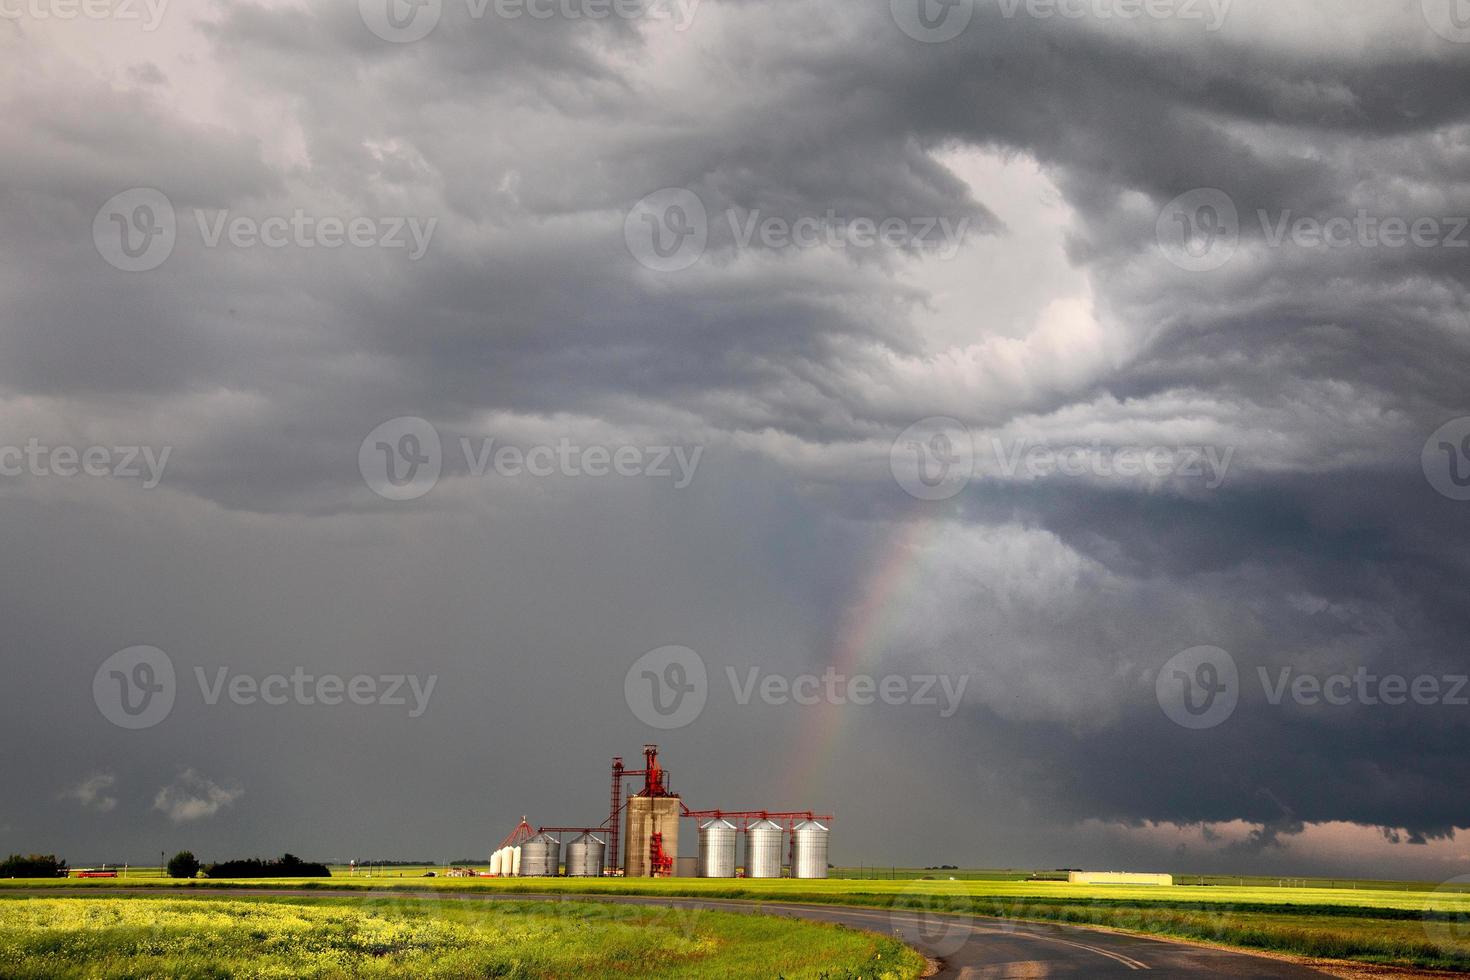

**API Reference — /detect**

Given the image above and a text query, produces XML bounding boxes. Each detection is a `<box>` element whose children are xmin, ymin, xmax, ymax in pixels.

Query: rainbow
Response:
<box><xmin>780</xmin><ymin>513</ymin><xmax>944</xmax><ymax>799</ymax></box>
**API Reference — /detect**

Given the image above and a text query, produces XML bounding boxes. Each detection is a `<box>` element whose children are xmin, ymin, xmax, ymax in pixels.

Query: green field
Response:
<box><xmin>0</xmin><ymin>894</ymin><xmax>924</xmax><ymax>979</ymax></box>
<box><xmin>12</xmin><ymin>870</ymin><xmax>1470</xmax><ymax>972</ymax></box>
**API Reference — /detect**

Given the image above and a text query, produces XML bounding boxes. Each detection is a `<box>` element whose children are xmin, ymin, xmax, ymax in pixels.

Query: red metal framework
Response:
<box><xmin>608</xmin><ymin>756</ymin><xmax>624</xmax><ymax>873</ymax></box>
<box><xmin>515</xmin><ymin>745</ymin><xmax>829</xmax><ymax>876</ymax></box>
<box><xmin>498</xmin><ymin>817</ymin><xmax>537</xmax><ymax>849</ymax></box>
<box><xmin>648</xmin><ymin>832</ymin><xmax>673</xmax><ymax>877</ymax></box>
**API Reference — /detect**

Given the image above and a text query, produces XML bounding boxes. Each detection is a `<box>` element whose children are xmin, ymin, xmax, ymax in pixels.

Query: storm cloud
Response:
<box><xmin>1</xmin><ymin>0</ymin><xmax>1468</xmax><ymax>877</ymax></box>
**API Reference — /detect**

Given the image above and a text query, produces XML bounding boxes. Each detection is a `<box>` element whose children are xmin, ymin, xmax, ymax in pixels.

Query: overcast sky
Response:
<box><xmin>2</xmin><ymin>0</ymin><xmax>1469</xmax><ymax>880</ymax></box>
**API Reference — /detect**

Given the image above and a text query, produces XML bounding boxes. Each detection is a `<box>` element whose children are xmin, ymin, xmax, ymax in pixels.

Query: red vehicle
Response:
<box><xmin>71</xmin><ymin>870</ymin><xmax>118</xmax><ymax>878</ymax></box>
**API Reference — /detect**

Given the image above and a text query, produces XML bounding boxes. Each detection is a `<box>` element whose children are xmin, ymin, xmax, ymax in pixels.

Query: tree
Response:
<box><xmin>0</xmin><ymin>854</ymin><xmax>68</xmax><ymax>878</ymax></box>
<box><xmin>203</xmin><ymin>854</ymin><xmax>331</xmax><ymax>878</ymax></box>
<box><xmin>167</xmin><ymin>851</ymin><xmax>201</xmax><ymax>879</ymax></box>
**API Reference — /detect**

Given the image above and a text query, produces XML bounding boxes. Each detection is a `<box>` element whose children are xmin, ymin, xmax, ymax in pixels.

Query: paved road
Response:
<box><xmin>23</xmin><ymin>887</ymin><xmax>1331</xmax><ymax>978</ymax></box>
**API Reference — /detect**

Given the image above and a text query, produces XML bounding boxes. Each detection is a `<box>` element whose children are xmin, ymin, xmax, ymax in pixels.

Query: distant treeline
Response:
<box><xmin>1</xmin><ymin>854</ymin><xmax>68</xmax><ymax>878</ymax></box>
<box><xmin>205</xmin><ymin>854</ymin><xmax>330</xmax><ymax>878</ymax></box>
<box><xmin>350</xmin><ymin>860</ymin><xmax>437</xmax><ymax>867</ymax></box>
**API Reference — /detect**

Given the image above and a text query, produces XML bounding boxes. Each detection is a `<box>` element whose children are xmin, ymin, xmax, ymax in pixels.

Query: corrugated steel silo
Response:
<box><xmin>520</xmin><ymin>833</ymin><xmax>561</xmax><ymax>876</ymax></box>
<box><xmin>697</xmin><ymin>818</ymin><xmax>737</xmax><ymax>877</ymax></box>
<box><xmin>565</xmin><ymin>832</ymin><xmax>606</xmax><ymax>877</ymax></box>
<box><xmin>791</xmin><ymin>820</ymin><xmax>829</xmax><ymax>879</ymax></box>
<box><xmin>745</xmin><ymin>818</ymin><xmax>783</xmax><ymax>878</ymax></box>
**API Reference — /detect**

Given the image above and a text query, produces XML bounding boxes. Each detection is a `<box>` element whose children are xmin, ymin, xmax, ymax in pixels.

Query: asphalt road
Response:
<box><xmin>21</xmin><ymin>887</ymin><xmax>1332</xmax><ymax>978</ymax></box>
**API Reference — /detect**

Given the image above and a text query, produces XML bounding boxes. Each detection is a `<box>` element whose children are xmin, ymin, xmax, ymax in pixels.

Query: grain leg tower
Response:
<box><xmin>620</xmin><ymin>745</ymin><xmax>680</xmax><ymax>877</ymax></box>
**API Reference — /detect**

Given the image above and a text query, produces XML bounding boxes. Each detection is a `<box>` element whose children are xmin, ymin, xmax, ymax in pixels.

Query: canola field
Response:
<box><xmin>0</xmin><ymin>894</ymin><xmax>925</xmax><ymax>979</ymax></box>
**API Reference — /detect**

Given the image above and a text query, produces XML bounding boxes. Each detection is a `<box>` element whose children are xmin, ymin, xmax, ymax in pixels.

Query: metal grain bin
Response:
<box><xmin>791</xmin><ymin>820</ymin><xmax>829</xmax><ymax>879</ymax></box>
<box><xmin>697</xmin><ymin>819</ymin><xmax>737</xmax><ymax>878</ymax></box>
<box><xmin>520</xmin><ymin>833</ymin><xmax>561</xmax><ymax>876</ymax></box>
<box><xmin>745</xmin><ymin>819</ymin><xmax>783</xmax><ymax>878</ymax></box>
<box><xmin>565</xmin><ymin>832</ymin><xmax>606</xmax><ymax>877</ymax></box>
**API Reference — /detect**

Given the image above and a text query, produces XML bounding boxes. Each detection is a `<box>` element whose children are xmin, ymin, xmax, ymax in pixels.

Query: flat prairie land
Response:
<box><xmin>0</xmin><ymin>894</ymin><xmax>925</xmax><ymax>979</ymax></box>
<box><xmin>10</xmin><ymin>871</ymin><xmax>1469</xmax><ymax>971</ymax></box>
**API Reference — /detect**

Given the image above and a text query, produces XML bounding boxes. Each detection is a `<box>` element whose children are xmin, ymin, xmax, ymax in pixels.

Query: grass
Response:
<box><xmin>12</xmin><ymin>870</ymin><xmax>1470</xmax><ymax>972</ymax></box>
<box><xmin>0</xmin><ymin>894</ymin><xmax>925</xmax><ymax>979</ymax></box>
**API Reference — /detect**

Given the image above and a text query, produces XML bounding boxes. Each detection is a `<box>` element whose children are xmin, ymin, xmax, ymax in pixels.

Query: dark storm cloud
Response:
<box><xmin>1</xmin><ymin>0</ymin><xmax>1468</xmax><ymax>876</ymax></box>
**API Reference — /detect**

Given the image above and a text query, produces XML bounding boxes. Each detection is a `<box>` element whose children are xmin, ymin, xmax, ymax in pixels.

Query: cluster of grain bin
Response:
<box><xmin>696</xmin><ymin>819</ymin><xmax>737</xmax><ymax>877</ymax></box>
<box><xmin>693</xmin><ymin>817</ymin><xmax>829</xmax><ymax>879</ymax></box>
<box><xmin>791</xmin><ymin>820</ymin><xmax>829</xmax><ymax>879</ymax></box>
<box><xmin>489</xmin><ymin>845</ymin><xmax>521</xmax><ymax>876</ymax></box>
<box><xmin>744</xmin><ymin>819</ymin><xmax>783</xmax><ymax>878</ymax></box>
<box><xmin>519</xmin><ymin>834</ymin><xmax>560</xmax><ymax>876</ymax></box>
<box><xmin>494</xmin><ymin>833</ymin><xmax>607</xmax><ymax>877</ymax></box>
<box><xmin>565</xmin><ymin>832</ymin><xmax>607</xmax><ymax>877</ymax></box>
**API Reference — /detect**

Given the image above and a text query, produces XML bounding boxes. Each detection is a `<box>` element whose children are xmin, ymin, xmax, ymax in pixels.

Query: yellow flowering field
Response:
<box><xmin>0</xmin><ymin>894</ymin><xmax>924</xmax><ymax>979</ymax></box>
